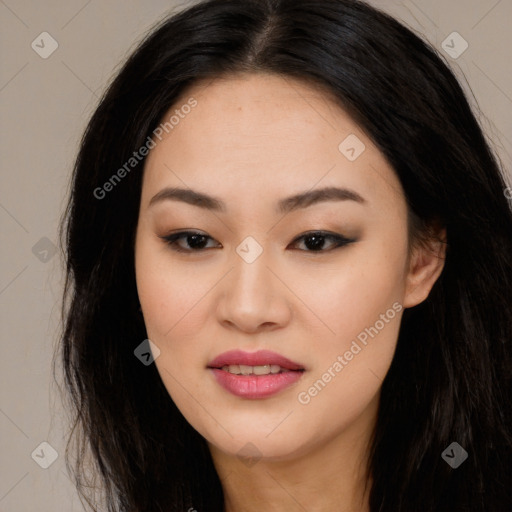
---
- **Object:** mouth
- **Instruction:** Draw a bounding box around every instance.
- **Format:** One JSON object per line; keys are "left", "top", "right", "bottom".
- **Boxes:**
{"left": 207, "top": 350, "right": 305, "bottom": 399}
{"left": 207, "top": 349, "right": 305, "bottom": 371}
{"left": 215, "top": 364, "right": 300, "bottom": 375}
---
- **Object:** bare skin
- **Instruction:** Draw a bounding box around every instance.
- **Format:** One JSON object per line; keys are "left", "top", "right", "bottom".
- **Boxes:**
{"left": 134, "top": 73, "right": 446, "bottom": 511}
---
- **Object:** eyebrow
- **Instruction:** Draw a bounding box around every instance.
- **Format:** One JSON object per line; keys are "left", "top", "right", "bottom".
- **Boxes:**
{"left": 148, "top": 186, "right": 366, "bottom": 214}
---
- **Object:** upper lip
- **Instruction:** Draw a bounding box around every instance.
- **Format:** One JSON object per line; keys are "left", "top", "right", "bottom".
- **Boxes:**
{"left": 208, "top": 350, "right": 305, "bottom": 371}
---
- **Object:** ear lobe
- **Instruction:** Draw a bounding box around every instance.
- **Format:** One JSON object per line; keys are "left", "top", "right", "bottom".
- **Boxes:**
{"left": 403, "top": 227, "right": 447, "bottom": 309}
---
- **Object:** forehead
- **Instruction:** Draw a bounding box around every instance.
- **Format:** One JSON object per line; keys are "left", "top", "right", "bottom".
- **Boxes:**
{"left": 141, "top": 73, "right": 404, "bottom": 213}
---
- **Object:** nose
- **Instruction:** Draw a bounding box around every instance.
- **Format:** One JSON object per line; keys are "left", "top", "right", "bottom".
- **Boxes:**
{"left": 215, "top": 248, "right": 292, "bottom": 334}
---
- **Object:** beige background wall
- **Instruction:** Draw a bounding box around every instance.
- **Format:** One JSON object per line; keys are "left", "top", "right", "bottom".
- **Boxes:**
{"left": 1, "top": 1, "right": 510, "bottom": 510}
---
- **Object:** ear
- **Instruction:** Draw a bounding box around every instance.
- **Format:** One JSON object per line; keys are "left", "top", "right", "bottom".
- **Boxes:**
{"left": 403, "top": 226, "right": 447, "bottom": 309}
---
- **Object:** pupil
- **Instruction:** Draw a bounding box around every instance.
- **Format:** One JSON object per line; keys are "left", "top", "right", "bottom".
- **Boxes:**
{"left": 188, "top": 234, "right": 207, "bottom": 249}
{"left": 305, "top": 234, "right": 325, "bottom": 251}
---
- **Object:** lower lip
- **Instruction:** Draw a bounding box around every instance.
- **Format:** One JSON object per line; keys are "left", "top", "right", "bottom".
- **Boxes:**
{"left": 209, "top": 368, "right": 304, "bottom": 399}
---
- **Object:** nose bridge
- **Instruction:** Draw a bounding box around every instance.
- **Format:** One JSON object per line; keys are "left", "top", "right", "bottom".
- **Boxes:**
{"left": 230, "top": 241, "right": 275, "bottom": 303}
{"left": 216, "top": 239, "right": 290, "bottom": 331}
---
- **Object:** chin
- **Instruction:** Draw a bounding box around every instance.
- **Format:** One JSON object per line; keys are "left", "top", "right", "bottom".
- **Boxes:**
{"left": 208, "top": 435, "right": 309, "bottom": 462}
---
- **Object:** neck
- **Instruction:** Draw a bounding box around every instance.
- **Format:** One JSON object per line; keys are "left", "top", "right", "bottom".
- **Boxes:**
{"left": 208, "top": 396, "right": 377, "bottom": 512}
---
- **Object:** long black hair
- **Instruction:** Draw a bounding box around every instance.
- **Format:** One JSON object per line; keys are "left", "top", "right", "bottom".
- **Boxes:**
{"left": 57, "top": 0, "right": 512, "bottom": 510}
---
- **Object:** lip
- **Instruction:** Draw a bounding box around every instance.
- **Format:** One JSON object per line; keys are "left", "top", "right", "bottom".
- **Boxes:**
{"left": 209, "top": 369, "right": 304, "bottom": 399}
{"left": 207, "top": 350, "right": 304, "bottom": 370}
{"left": 207, "top": 350, "right": 305, "bottom": 399}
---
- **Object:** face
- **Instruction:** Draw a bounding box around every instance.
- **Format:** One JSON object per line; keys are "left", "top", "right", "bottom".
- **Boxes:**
{"left": 134, "top": 73, "right": 444, "bottom": 462}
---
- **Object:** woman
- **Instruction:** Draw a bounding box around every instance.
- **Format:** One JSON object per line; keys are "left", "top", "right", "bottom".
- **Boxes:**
{"left": 58, "top": 0, "right": 512, "bottom": 510}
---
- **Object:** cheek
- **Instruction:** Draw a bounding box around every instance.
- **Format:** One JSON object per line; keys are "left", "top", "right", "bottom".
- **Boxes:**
{"left": 139, "top": 275, "right": 205, "bottom": 340}
{"left": 291, "top": 234, "right": 407, "bottom": 407}
{"left": 135, "top": 246, "right": 211, "bottom": 421}
{"left": 298, "top": 238, "right": 407, "bottom": 347}
{"left": 135, "top": 239, "right": 211, "bottom": 342}
{"left": 291, "top": 256, "right": 405, "bottom": 445}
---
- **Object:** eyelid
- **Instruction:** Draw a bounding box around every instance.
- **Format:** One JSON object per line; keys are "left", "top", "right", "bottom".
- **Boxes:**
{"left": 158, "top": 230, "right": 220, "bottom": 252}
{"left": 159, "top": 230, "right": 356, "bottom": 254}
{"left": 288, "top": 230, "right": 354, "bottom": 247}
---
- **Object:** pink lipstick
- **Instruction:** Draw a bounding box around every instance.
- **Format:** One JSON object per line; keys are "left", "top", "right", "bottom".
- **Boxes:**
{"left": 207, "top": 350, "right": 305, "bottom": 399}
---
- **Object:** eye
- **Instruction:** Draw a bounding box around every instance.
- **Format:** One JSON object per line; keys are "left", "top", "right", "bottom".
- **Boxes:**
{"left": 159, "top": 231, "right": 220, "bottom": 253}
{"left": 159, "top": 230, "right": 356, "bottom": 254}
{"left": 289, "top": 231, "right": 356, "bottom": 252}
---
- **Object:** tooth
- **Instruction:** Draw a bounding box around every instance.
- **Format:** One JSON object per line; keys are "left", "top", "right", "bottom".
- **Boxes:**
{"left": 253, "top": 365, "right": 271, "bottom": 375}
{"left": 228, "top": 364, "right": 241, "bottom": 374}
{"left": 221, "top": 364, "right": 290, "bottom": 375}
{"left": 239, "top": 364, "right": 252, "bottom": 375}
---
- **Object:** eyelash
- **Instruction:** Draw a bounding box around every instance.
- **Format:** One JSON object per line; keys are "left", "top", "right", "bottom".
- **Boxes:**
{"left": 159, "top": 230, "right": 356, "bottom": 254}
